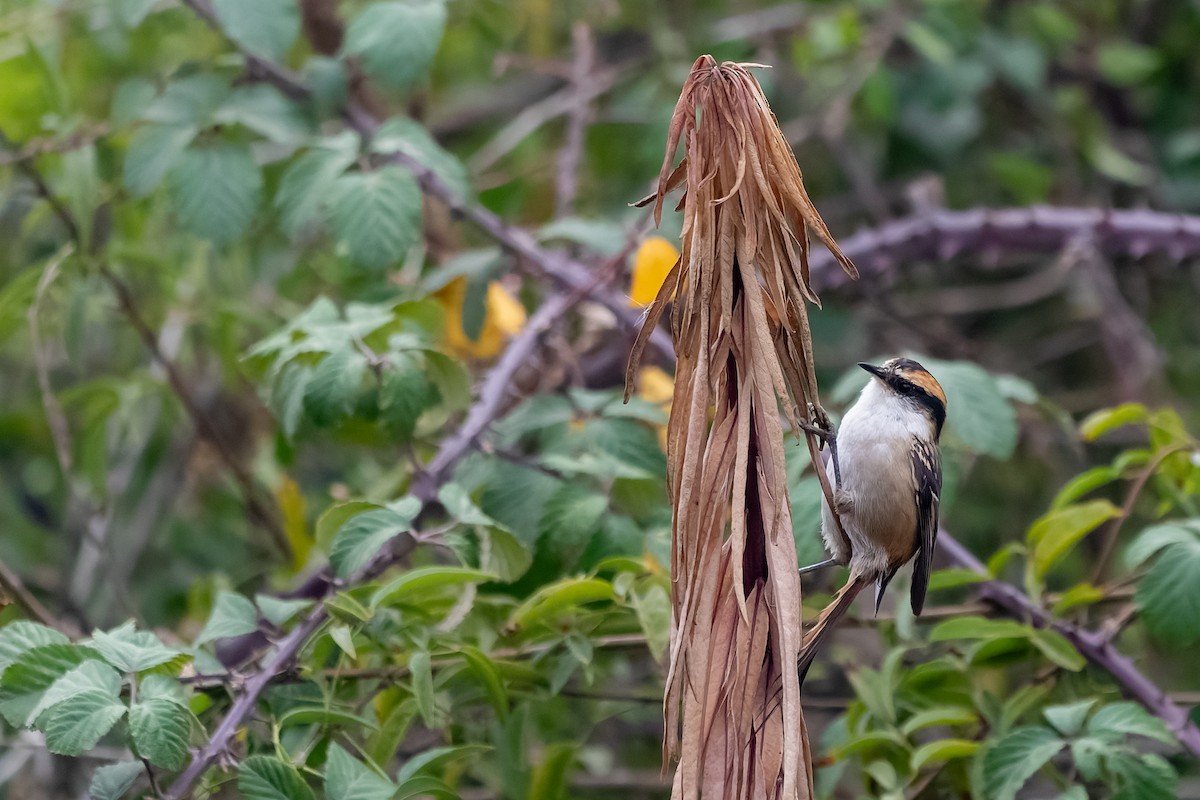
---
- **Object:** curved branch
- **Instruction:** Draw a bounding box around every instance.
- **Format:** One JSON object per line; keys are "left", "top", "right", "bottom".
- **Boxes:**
{"left": 808, "top": 206, "right": 1200, "bottom": 292}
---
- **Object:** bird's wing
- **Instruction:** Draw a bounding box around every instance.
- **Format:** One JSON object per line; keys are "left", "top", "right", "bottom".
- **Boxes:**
{"left": 909, "top": 437, "right": 942, "bottom": 615}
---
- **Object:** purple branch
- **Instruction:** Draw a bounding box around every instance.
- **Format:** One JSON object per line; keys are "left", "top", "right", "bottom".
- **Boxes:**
{"left": 939, "top": 533, "right": 1200, "bottom": 758}
{"left": 808, "top": 206, "right": 1200, "bottom": 293}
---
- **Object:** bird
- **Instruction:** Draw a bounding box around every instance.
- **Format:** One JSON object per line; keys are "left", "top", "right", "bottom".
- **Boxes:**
{"left": 796, "top": 357, "right": 946, "bottom": 673}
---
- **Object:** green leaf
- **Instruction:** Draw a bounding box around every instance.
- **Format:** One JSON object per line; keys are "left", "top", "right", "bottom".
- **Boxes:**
{"left": 275, "top": 136, "right": 358, "bottom": 235}
{"left": 89, "top": 761, "right": 144, "bottom": 800}
{"left": 459, "top": 646, "right": 507, "bottom": 718}
{"left": 928, "top": 616, "right": 1032, "bottom": 643}
{"left": 529, "top": 742, "right": 575, "bottom": 800}
{"left": 278, "top": 706, "right": 378, "bottom": 730}
{"left": 1027, "top": 500, "right": 1122, "bottom": 578}
{"left": 631, "top": 583, "right": 670, "bottom": 662}
{"left": 325, "top": 742, "right": 396, "bottom": 800}
{"left": 303, "top": 350, "right": 367, "bottom": 426}
{"left": 395, "top": 743, "right": 491, "bottom": 784}
{"left": 1051, "top": 583, "right": 1105, "bottom": 615}
{"left": 537, "top": 485, "right": 608, "bottom": 572}
{"left": 167, "top": 143, "right": 263, "bottom": 241}
{"left": 329, "top": 624, "right": 357, "bottom": 659}
{"left": 920, "top": 357, "right": 1020, "bottom": 458}
{"left": 480, "top": 528, "right": 533, "bottom": 583}
{"left": 216, "top": 85, "right": 312, "bottom": 146}
{"left": 28, "top": 659, "right": 121, "bottom": 723}
{"left": 1096, "top": 42, "right": 1159, "bottom": 86}
{"left": 129, "top": 697, "right": 191, "bottom": 770}
{"left": 1043, "top": 699, "right": 1096, "bottom": 736}
{"left": 380, "top": 358, "right": 434, "bottom": 440}
{"left": 255, "top": 595, "right": 313, "bottom": 627}
{"left": 900, "top": 707, "right": 978, "bottom": 736}
{"left": 344, "top": 1, "right": 447, "bottom": 89}
{"left": 1029, "top": 630, "right": 1086, "bottom": 671}
{"left": 439, "top": 483, "right": 502, "bottom": 528}
{"left": 373, "top": 566, "right": 494, "bottom": 608}
{"left": 239, "top": 755, "right": 316, "bottom": 800}
{"left": 122, "top": 123, "right": 196, "bottom": 197}
{"left": 1080, "top": 403, "right": 1148, "bottom": 441}
{"left": 981, "top": 726, "right": 1064, "bottom": 800}
{"left": 409, "top": 651, "right": 435, "bottom": 727}
{"left": 372, "top": 117, "right": 470, "bottom": 200}
{"left": 212, "top": 0, "right": 299, "bottom": 60}
{"left": 1087, "top": 701, "right": 1177, "bottom": 745}
{"left": 195, "top": 591, "right": 258, "bottom": 646}
{"left": 142, "top": 75, "right": 231, "bottom": 125}
{"left": 0, "top": 644, "right": 99, "bottom": 726}
{"left": 910, "top": 738, "right": 979, "bottom": 771}
{"left": 330, "top": 502, "right": 420, "bottom": 579}
{"left": 0, "top": 622, "right": 68, "bottom": 672}
{"left": 394, "top": 775, "right": 459, "bottom": 800}
{"left": 1050, "top": 466, "right": 1120, "bottom": 511}
{"left": 329, "top": 166, "right": 422, "bottom": 268}
{"left": 90, "top": 621, "right": 184, "bottom": 673}
{"left": 39, "top": 690, "right": 127, "bottom": 756}
{"left": 926, "top": 568, "right": 987, "bottom": 591}
{"left": 504, "top": 577, "right": 617, "bottom": 634}
{"left": 1135, "top": 538, "right": 1200, "bottom": 648}
{"left": 1124, "top": 520, "right": 1200, "bottom": 569}
{"left": 1110, "top": 752, "right": 1177, "bottom": 800}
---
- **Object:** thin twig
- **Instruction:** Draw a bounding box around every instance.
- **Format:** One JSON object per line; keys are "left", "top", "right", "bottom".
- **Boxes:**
{"left": 553, "top": 23, "right": 595, "bottom": 217}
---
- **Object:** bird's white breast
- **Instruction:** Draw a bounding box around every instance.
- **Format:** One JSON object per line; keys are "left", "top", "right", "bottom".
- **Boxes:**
{"left": 820, "top": 381, "right": 929, "bottom": 578}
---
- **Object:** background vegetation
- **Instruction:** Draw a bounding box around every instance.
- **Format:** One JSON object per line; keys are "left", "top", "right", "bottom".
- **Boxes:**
{"left": 1, "top": 0, "right": 1199, "bottom": 797}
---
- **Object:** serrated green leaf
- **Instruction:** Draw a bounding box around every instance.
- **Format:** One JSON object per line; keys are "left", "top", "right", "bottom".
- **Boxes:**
{"left": 88, "top": 760, "right": 143, "bottom": 800}
{"left": 167, "top": 143, "right": 263, "bottom": 241}
{"left": 39, "top": 690, "right": 127, "bottom": 756}
{"left": 1111, "top": 752, "right": 1177, "bottom": 800}
{"left": 439, "top": 483, "right": 503, "bottom": 528}
{"left": 373, "top": 566, "right": 494, "bottom": 608}
{"left": 303, "top": 350, "right": 367, "bottom": 426}
{"left": 325, "top": 742, "right": 396, "bottom": 800}
{"left": 28, "top": 659, "right": 121, "bottom": 723}
{"left": 1043, "top": 699, "right": 1096, "bottom": 736}
{"left": 216, "top": 85, "right": 312, "bottom": 146}
{"left": 141, "top": 74, "right": 231, "bottom": 126}
{"left": 329, "top": 166, "right": 422, "bottom": 268}
{"left": 1124, "top": 520, "right": 1200, "bottom": 569}
{"left": 1028, "top": 500, "right": 1122, "bottom": 578}
{"left": 129, "top": 696, "right": 190, "bottom": 770}
{"left": 537, "top": 485, "right": 607, "bottom": 572}
{"left": 195, "top": 591, "right": 258, "bottom": 646}
{"left": 122, "top": 123, "right": 196, "bottom": 196}
{"left": 239, "top": 755, "right": 316, "bottom": 800}
{"left": 330, "top": 504, "right": 419, "bottom": 579}
{"left": 275, "top": 135, "right": 358, "bottom": 235}
{"left": 255, "top": 595, "right": 313, "bottom": 627}
{"left": 394, "top": 743, "right": 491, "bottom": 784}
{"left": 372, "top": 117, "right": 469, "bottom": 200}
{"left": 1087, "top": 701, "right": 1177, "bottom": 745}
{"left": 1135, "top": 538, "right": 1200, "bottom": 648}
{"left": 212, "top": 0, "right": 299, "bottom": 60}
{"left": 981, "top": 726, "right": 1064, "bottom": 800}
{"left": 380, "top": 358, "right": 434, "bottom": 439}
{"left": 0, "top": 622, "right": 68, "bottom": 672}
{"left": 0, "top": 644, "right": 100, "bottom": 726}
{"left": 910, "top": 738, "right": 979, "bottom": 771}
{"left": 90, "top": 621, "right": 184, "bottom": 673}
{"left": 344, "top": 1, "right": 447, "bottom": 89}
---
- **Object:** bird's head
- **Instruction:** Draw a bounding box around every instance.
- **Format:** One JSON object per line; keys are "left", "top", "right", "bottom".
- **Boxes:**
{"left": 858, "top": 357, "right": 947, "bottom": 437}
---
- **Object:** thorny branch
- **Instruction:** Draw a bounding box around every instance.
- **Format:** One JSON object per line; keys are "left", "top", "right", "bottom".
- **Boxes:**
{"left": 938, "top": 533, "right": 1200, "bottom": 759}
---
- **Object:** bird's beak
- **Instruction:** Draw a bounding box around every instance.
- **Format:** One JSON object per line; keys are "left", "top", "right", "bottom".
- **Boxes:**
{"left": 857, "top": 362, "right": 886, "bottom": 379}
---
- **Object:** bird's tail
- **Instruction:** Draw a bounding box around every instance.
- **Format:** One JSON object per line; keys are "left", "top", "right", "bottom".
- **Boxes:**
{"left": 798, "top": 573, "right": 871, "bottom": 684}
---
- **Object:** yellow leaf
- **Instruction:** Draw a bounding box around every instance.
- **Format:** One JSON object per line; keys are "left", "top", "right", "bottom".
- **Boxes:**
{"left": 628, "top": 236, "right": 680, "bottom": 306}
{"left": 636, "top": 366, "right": 673, "bottom": 450}
{"left": 435, "top": 277, "right": 527, "bottom": 359}
{"left": 274, "top": 476, "right": 311, "bottom": 572}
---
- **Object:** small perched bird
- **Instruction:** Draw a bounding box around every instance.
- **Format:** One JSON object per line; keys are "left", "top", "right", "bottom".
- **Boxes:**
{"left": 797, "top": 358, "right": 946, "bottom": 674}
